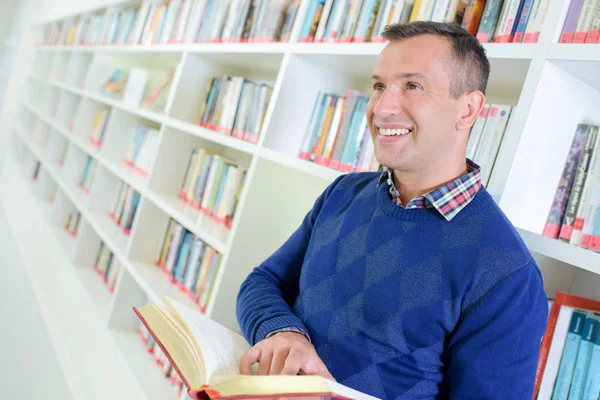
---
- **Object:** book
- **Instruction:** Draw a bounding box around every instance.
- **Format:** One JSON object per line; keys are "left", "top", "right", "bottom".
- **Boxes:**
{"left": 533, "top": 292, "right": 600, "bottom": 398}
{"left": 134, "top": 296, "right": 379, "bottom": 400}
{"left": 543, "top": 124, "right": 590, "bottom": 239}
{"left": 550, "top": 310, "right": 587, "bottom": 399}
{"left": 568, "top": 314, "right": 600, "bottom": 400}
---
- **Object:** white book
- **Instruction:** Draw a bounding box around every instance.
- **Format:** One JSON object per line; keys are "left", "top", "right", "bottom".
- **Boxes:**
{"left": 466, "top": 105, "right": 490, "bottom": 160}
{"left": 129, "top": 1, "right": 150, "bottom": 43}
{"left": 493, "top": 0, "right": 521, "bottom": 41}
{"left": 328, "top": 0, "right": 350, "bottom": 40}
{"left": 580, "top": 150, "right": 600, "bottom": 248}
{"left": 216, "top": 165, "right": 244, "bottom": 220}
{"left": 574, "top": 0, "right": 599, "bottom": 41}
{"left": 184, "top": 0, "right": 208, "bottom": 42}
{"left": 431, "top": 0, "right": 452, "bottom": 22}
{"left": 474, "top": 105, "right": 511, "bottom": 186}
{"left": 140, "top": 4, "right": 158, "bottom": 45}
{"left": 160, "top": 0, "right": 181, "bottom": 43}
{"left": 200, "top": 155, "right": 222, "bottom": 211}
{"left": 537, "top": 306, "right": 576, "bottom": 400}
{"left": 571, "top": 126, "right": 600, "bottom": 245}
{"left": 444, "top": 0, "right": 461, "bottom": 22}
{"left": 221, "top": 0, "right": 242, "bottom": 42}
{"left": 315, "top": 0, "right": 335, "bottom": 41}
{"left": 417, "top": 0, "right": 437, "bottom": 21}
{"left": 122, "top": 68, "right": 149, "bottom": 107}
{"left": 523, "top": 0, "right": 550, "bottom": 42}
{"left": 135, "top": 128, "right": 161, "bottom": 173}
{"left": 173, "top": 0, "right": 193, "bottom": 42}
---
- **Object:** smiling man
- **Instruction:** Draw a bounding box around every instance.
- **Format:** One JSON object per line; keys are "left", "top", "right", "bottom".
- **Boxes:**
{"left": 236, "top": 22, "right": 548, "bottom": 399}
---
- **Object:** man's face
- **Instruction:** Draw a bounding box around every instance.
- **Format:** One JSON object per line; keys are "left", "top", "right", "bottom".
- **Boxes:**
{"left": 366, "top": 35, "right": 463, "bottom": 173}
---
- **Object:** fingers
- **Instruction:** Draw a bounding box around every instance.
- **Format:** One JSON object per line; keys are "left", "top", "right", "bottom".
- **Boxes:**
{"left": 269, "top": 346, "right": 290, "bottom": 375}
{"left": 256, "top": 349, "right": 273, "bottom": 375}
{"left": 280, "top": 347, "right": 304, "bottom": 375}
{"left": 239, "top": 346, "right": 260, "bottom": 375}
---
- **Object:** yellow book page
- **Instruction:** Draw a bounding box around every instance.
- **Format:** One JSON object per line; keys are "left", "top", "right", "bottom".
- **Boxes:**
{"left": 164, "top": 296, "right": 251, "bottom": 382}
{"left": 409, "top": 0, "right": 423, "bottom": 21}
{"left": 207, "top": 375, "right": 380, "bottom": 400}
{"left": 136, "top": 304, "right": 206, "bottom": 389}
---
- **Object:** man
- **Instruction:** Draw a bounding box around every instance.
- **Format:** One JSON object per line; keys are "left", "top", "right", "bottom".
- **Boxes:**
{"left": 236, "top": 21, "right": 548, "bottom": 399}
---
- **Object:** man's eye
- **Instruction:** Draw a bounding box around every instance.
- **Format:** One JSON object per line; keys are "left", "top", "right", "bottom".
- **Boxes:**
{"left": 373, "top": 83, "right": 385, "bottom": 91}
{"left": 407, "top": 82, "right": 422, "bottom": 90}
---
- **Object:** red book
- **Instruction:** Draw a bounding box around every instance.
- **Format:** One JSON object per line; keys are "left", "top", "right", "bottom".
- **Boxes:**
{"left": 134, "top": 297, "right": 377, "bottom": 400}
{"left": 532, "top": 292, "right": 600, "bottom": 398}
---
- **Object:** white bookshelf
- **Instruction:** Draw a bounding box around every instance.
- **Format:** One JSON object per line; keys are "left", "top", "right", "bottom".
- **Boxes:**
{"left": 3, "top": 0, "right": 600, "bottom": 399}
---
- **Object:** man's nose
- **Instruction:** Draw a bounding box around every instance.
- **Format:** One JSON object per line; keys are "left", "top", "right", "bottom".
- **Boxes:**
{"left": 373, "top": 86, "right": 401, "bottom": 119}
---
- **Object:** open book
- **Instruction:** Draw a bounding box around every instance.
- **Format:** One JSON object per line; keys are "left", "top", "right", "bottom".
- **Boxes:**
{"left": 133, "top": 296, "right": 379, "bottom": 400}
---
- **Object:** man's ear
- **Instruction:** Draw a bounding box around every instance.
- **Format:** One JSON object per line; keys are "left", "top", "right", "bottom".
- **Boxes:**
{"left": 456, "top": 91, "right": 486, "bottom": 132}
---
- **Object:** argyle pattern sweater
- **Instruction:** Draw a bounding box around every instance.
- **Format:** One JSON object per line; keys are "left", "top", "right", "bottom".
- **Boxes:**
{"left": 236, "top": 172, "right": 548, "bottom": 399}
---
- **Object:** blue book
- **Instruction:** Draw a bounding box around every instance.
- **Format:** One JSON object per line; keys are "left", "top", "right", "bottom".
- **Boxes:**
{"left": 340, "top": 98, "right": 368, "bottom": 167}
{"left": 552, "top": 310, "right": 588, "bottom": 399}
{"left": 212, "top": 164, "right": 230, "bottom": 215}
{"left": 196, "top": 0, "right": 215, "bottom": 42}
{"left": 513, "top": 0, "right": 536, "bottom": 43}
{"left": 354, "top": 0, "right": 376, "bottom": 41}
{"left": 570, "top": 314, "right": 600, "bottom": 400}
{"left": 300, "top": 0, "right": 319, "bottom": 39}
{"left": 582, "top": 322, "right": 600, "bottom": 400}
{"left": 183, "top": 238, "right": 205, "bottom": 290}
{"left": 193, "top": 154, "right": 213, "bottom": 206}
{"left": 324, "top": 0, "right": 341, "bottom": 40}
{"left": 174, "top": 232, "right": 193, "bottom": 281}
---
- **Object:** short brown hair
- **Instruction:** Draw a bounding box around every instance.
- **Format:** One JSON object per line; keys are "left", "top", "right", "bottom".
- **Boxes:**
{"left": 381, "top": 21, "right": 490, "bottom": 98}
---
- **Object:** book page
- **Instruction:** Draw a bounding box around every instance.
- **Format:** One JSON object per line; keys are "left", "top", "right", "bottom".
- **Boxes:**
{"left": 164, "top": 296, "right": 251, "bottom": 382}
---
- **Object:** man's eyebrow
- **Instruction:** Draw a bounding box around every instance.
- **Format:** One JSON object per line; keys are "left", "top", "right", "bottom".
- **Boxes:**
{"left": 371, "top": 72, "right": 429, "bottom": 81}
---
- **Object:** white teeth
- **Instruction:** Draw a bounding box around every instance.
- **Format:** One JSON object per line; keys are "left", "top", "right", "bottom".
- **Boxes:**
{"left": 379, "top": 128, "right": 411, "bottom": 136}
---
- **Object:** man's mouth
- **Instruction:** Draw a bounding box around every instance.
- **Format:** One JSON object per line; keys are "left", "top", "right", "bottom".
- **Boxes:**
{"left": 378, "top": 128, "right": 412, "bottom": 136}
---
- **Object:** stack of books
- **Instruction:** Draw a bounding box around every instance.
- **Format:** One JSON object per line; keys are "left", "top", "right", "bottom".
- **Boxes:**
{"left": 199, "top": 76, "right": 272, "bottom": 144}
{"left": 543, "top": 124, "right": 600, "bottom": 252}
{"left": 466, "top": 103, "right": 514, "bottom": 186}
{"left": 156, "top": 218, "right": 223, "bottom": 313}
{"left": 41, "top": 0, "right": 300, "bottom": 46}
{"left": 534, "top": 292, "right": 600, "bottom": 399}
{"left": 93, "top": 241, "right": 122, "bottom": 293}
{"left": 299, "top": 90, "right": 379, "bottom": 173}
{"left": 179, "top": 148, "right": 247, "bottom": 229}
{"left": 64, "top": 204, "right": 82, "bottom": 237}
{"left": 89, "top": 109, "right": 111, "bottom": 148}
{"left": 78, "top": 155, "right": 97, "bottom": 195}
{"left": 559, "top": 0, "right": 600, "bottom": 44}
{"left": 297, "top": 0, "right": 552, "bottom": 44}
{"left": 109, "top": 182, "right": 141, "bottom": 236}
{"left": 137, "top": 321, "right": 186, "bottom": 397}
{"left": 124, "top": 125, "right": 161, "bottom": 177}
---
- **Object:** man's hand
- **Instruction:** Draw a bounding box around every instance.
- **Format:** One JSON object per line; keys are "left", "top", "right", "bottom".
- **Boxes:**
{"left": 239, "top": 332, "right": 334, "bottom": 380}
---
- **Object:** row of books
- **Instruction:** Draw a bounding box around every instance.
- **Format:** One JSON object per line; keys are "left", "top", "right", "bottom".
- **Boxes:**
{"left": 93, "top": 241, "right": 122, "bottom": 293}
{"left": 297, "top": 0, "right": 550, "bottom": 44}
{"left": 88, "top": 109, "right": 111, "bottom": 148}
{"left": 137, "top": 323, "right": 186, "bottom": 397}
{"left": 65, "top": 204, "right": 82, "bottom": 238}
{"left": 199, "top": 76, "right": 273, "bottom": 144}
{"left": 544, "top": 124, "right": 600, "bottom": 252}
{"left": 124, "top": 125, "right": 161, "bottom": 177}
{"left": 534, "top": 292, "right": 600, "bottom": 400}
{"left": 157, "top": 219, "right": 223, "bottom": 313}
{"left": 42, "top": 0, "right": 300, "bottom": 46}
{"left": 101, "top": 67, "right": 174, "bottom": 112}
{"left": 559, "top": 0, "right": 600, "bottom": 43}
{"left": 180, "top": 149, "right": 247, "bottom": 229}
{"left": 109, "top": 182, "right": 141, "bottom": 236}
{"left": 299, "top": 90, "right": 379, "bottom": 173}
{"left": 78, "top": 156, "right": 97, "bottom": 195}
{"left": 466, "top": 103, "right": 514, "bottom": 186}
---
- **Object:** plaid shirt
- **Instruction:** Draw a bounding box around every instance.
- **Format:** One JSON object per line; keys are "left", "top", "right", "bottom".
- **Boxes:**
{"left": 377, "top": 159, "right": 482, "bottom": 221}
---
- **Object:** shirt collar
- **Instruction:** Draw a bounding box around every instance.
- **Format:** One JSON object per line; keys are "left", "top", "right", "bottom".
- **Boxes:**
{"left": 376, "top": 159, "right": 482, "bottom": 221}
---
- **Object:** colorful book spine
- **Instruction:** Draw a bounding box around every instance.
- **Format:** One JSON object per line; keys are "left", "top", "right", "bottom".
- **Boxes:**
{"left": 582, "top": 329, "right": 600, "bottom": 400}
{"left": 560, "top": 0, "right": 586, "bottom": 43}
{"left": 513, "top": 0, "right": 535, "bottom": 42}
{"left": 543, "top": 124, "right": 590, "bottom": 239}
{"left": 569, "top": 314, "right": 600, "bottom": 400}
{"left": 559, "top": 126, "right": 597, "bottom": 242}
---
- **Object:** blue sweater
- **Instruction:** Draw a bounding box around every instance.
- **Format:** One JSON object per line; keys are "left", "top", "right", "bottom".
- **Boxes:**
{"left": 237, "top": 172, "right": 548, "bottom": 399}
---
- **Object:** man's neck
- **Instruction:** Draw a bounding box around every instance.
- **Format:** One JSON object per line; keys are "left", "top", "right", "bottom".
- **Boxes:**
{"left": 392, "top": 158, "right": 468, "bottom": 204}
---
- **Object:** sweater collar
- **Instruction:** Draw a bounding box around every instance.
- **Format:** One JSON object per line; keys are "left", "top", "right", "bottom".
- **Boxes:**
{"left": 376, "top": 159, "right": 483, "bottom": 221}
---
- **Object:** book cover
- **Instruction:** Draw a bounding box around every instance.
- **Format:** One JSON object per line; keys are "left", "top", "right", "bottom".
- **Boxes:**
{"left": 512, "top": 0, "right": 535, "bottom": 42}
{"left": 551, "top": 310, "right": 587, "bottom": 400}
{"left": 569, "top": 314, "right": 600, "bottom": 400}
{"left": 461, "top": 0, "right": 488, "bottom": 36}
{"left": 581, "top": 323, "right": 600, "bottom": 399}
{"left": 533, "top": 292, "right": 600, "bottom": 398}
{"left": 560, "top": 0, "right": 585, "bottom": 43}
{"left": 559, "top": 126, "right": 597, "bottom": 242}
{"left": 543, "top": 124, "right": 590, "bottom": 239}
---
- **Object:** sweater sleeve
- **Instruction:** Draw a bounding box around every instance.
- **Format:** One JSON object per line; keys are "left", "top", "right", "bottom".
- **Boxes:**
{"left": 236, "top": 175, "right": 345, "bottom": 346}
{"left": 447, "top": 261, "right": 548, "bottom": 399}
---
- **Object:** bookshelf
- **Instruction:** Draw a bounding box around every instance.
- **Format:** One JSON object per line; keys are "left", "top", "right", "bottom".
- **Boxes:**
{"left": 3, "top": 0, "right": 600, "bottom": 399}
